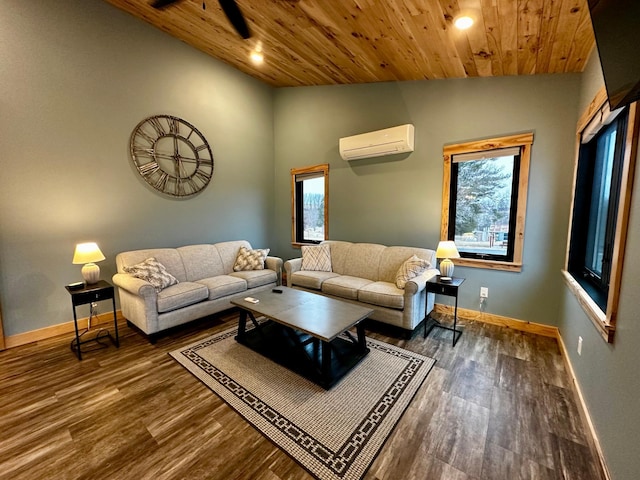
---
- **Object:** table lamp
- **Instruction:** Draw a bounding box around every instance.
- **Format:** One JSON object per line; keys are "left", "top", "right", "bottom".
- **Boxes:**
{"left": 436, "top": 241, "right": 460, "bottom": 281}
{"left": 73, "top": 242, "right": 105, "bottom": 284}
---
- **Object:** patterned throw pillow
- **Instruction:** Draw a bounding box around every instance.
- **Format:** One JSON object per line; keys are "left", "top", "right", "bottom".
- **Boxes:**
{"left": 233, "top": 246, "right": 270, "bottom": 271}
{"left": 301, "top": 244, "right": 332, "bottom": 272}
{"left": 395, "top": 255, "right": 431, "bottom": 289}
{"left": 123, "top": 257, "right": 179, "bottom": 293}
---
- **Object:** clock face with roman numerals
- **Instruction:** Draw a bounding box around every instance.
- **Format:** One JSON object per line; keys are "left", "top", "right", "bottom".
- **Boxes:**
{"left": 130, "top": 115, "right": 214, "bottom": 197}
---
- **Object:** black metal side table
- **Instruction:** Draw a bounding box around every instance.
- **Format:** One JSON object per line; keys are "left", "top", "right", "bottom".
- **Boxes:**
{"left": 424, "top": 275, "right": 465, "bottom": 346}
{"left": 65, "top": 280, "right": 119, "bottom": 360}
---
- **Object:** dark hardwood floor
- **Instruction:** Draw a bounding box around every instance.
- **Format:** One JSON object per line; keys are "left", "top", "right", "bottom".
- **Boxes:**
{"left": 0, "top": 311, "right": 604, "bottom": 480}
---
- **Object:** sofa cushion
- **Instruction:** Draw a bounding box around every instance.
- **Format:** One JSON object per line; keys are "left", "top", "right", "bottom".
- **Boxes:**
{"left": 290, "top": 271, "right": 340, "bottom": 290}
{"left": 321, "top": 275, "right": 374, "bottom": 300}
{"left": 321, "top": 241, "right": 354, "bottom": 275}
{"left": 358, "top": 282, "right": 405, "bottom": 310}
{"left": 123, "top": 257, "right": 179, "bottom": 293}
{"left": 230, "top": 269, "right": 277, "bottom": 289}
{"left": 196, "top": 275, "right": 247, "bottom": 300}
{"left": 233, "top": 246, "right": 270, "bottom": 271}
{"left": 378, "top": 246, "right": 434, "bottom": 284}
{"left": 342, "top": 243, "right": 386, "bottom": 280}
{"left": 395, "top": 255, "right": 431, "bottom": 289}
{"left": 156, "top": 282, "right": 208, "bottom": 313}
{"left": 177, "top": 244, "right": 225, "bottom": 281}
{"left": 117, "top": 249, "right": 187, "bottom": 282}
{"left": 301, "top": 244, "right": 332, "bottom": 271}
{"left": 214, "top": 240, "right": 252, "bottom": 273}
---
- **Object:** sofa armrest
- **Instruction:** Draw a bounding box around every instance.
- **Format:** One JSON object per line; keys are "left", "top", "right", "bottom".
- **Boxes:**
{"left": 265, "top": 256, "right": 283, "bottom": 285}
{"left": 284, "top": 257, "right": 302, "bottom": 277}
{"left": 112, "top": 273, "right": 157, "bottom": 299}
{"left": 265, "top": 256, "right": 283, "bottom": 272}
{"left": 404, "top": 268, "right": 439, "bottom": 295}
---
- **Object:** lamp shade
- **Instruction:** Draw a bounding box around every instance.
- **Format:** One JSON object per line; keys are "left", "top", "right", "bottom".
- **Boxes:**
{"left": 436, "top": 241, "right": 459, "bottom": 279}
{"left": 436, "top": 241, "right": 460, "bottom": 259}
{"left": 73, "top": 243, "right": 105, "bottom": 284}
{"left": 72, "top": 242, "right": 105, "bottom": 265}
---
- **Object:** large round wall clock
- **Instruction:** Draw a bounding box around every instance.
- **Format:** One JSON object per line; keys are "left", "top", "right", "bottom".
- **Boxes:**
{"left": 130, "top": 115, "right": 214, "bottom": 198}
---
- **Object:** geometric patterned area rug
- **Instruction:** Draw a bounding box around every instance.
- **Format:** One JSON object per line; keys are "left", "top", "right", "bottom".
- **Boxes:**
{"left": 170, "top": 326, "right": 436, "bottom": 480}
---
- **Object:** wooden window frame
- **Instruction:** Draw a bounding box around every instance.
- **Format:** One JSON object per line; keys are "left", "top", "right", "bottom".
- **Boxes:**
{"left": 441, "top": 133, "right": 534, "bottom": 272}
{"left": 290, "top": 163, "right": 329, "bottom": 248}
{"left": 562, "top": 87, "right": 639, "bottom": 343}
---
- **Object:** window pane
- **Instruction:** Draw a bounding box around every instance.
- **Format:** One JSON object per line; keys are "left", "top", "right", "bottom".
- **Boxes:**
{"left": 291, "top": 164, "right": 329, "bottom": 245}
{"left": 585, "top": 124, "right": 617, "bottom": 276}
{"left": 301, "top": 176, "right": 324, "bottom": 242}
{"left": 454, "top": 155, "right": 514, "bottom": 257}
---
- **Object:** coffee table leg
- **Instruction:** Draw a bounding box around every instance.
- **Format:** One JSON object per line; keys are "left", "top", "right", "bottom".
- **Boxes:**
{"left": 313, "top": 338, "right": 320, "bottom": 363}
{"left": 321, "top": 341, "right": 332, "bottom": 384}
{"left": 236, "top": 310, "right": 247, "bottom": 341}
{"left": 356, "top": 322, "right": 367, "bottom": 352}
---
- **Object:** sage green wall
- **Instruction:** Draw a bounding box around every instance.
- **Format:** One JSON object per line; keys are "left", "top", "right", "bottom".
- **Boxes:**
{"left": 557, "top": 51, "right": 640, "bottom": 480}
{"left": 274, "top": 75, "right": 580, "bottom": 325}
{"left": 0, "top": 0, "right": 274, "bottom": 336}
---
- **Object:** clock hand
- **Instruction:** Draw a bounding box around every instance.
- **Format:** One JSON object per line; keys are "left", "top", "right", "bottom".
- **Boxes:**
{"left": 153, "top": 152, "right": 201, "bottom": 163}
{"left": 175, "top": 157, "right": 199, "bottom": 164}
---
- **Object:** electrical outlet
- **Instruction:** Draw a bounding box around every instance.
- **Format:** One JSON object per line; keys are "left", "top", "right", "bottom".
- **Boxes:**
{"left": 480, "top": 287, "right": 489, "bottom": 298}
{"left": 578, "top": 336, "right": 583, "bottom": 356}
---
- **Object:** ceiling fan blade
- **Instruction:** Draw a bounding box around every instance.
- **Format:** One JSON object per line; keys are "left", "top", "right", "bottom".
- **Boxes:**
{"left": 218, "top": 0, "right": 251, "bottom": 39}
{"left": 151, "top": 0, "right": 182, "bottom": 9}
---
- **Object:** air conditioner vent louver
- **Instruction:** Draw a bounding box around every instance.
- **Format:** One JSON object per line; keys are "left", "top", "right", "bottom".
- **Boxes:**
{"left": 339, "top": 124, "right": 415, "bottom": 161}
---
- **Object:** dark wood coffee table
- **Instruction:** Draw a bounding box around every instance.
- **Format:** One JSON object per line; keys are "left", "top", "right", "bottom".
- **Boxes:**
{"left": 231, "top": 287, "right": 373, "bottom": 389}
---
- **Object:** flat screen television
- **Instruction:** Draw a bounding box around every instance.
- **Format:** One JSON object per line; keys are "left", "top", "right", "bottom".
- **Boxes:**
{"left": 588, "top": 0, "right": 640, "bottom": 109}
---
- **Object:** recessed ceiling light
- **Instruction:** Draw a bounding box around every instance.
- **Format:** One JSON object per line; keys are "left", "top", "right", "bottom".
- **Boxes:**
{"left": 454, "top": 16, "right": 474, "bottom": 30}
{"left": 250, "top": 50, "right": 264, "bottom": 65}
{"left": 250, "top": 40, "right": 264, "bottom": 65}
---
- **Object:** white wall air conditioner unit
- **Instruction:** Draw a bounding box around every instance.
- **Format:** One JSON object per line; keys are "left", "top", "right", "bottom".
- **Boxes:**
{"left": 339, "top": 124, "right": 415, "bottom": 161}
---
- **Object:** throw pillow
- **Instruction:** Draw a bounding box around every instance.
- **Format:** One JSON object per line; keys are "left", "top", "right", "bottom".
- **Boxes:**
{"left": 395, "top": 255, "right": 431, "bottom": 289}
{"left": 301, "top": 244, "right": 332, "bottom": 272}
{"left": 233, "top": 246, "right": 270, "bottom": 271}
{"left": 123, "top": 257, "right": 179, "bottom": 293}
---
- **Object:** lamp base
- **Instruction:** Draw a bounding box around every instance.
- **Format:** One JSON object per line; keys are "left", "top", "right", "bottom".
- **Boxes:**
{"left": 81, "top": 263, "right": 100, "bottom": 284}
{"left": 440, "top": 258, "right": 454, "bottom": 278}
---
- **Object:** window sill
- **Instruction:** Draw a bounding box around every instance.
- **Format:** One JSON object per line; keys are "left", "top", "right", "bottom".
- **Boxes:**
{"left": 561, "top": 269, "right": 615, "bottom": 343}
{"left": 453, "top": 257, "right": 522, "bottom": 272}
{"left": 291, "top": 241, "right": 322, "bottom": 249}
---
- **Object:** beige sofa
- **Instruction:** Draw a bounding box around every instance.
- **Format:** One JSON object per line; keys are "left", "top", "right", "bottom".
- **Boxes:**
{"left": 284, "top": 240, "right": 438, "bottom": 334}
{"left": 113, "top": 240, "right": 282, "bottom": 341}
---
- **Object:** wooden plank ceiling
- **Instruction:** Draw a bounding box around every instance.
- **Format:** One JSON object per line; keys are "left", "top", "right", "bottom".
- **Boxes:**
{"left": 104, "top": 0, "right": 595, "bottom": 88}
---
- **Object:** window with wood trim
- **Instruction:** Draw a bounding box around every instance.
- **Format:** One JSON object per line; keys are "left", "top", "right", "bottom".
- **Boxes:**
{"left": 441, "top": 133, "right": 533, "bottom": 272}
{"left": 563, "top": 87, "right": 639, "bottom": 343}
{"left": 291, "top": 164, "right": 329, "bottom": 246}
